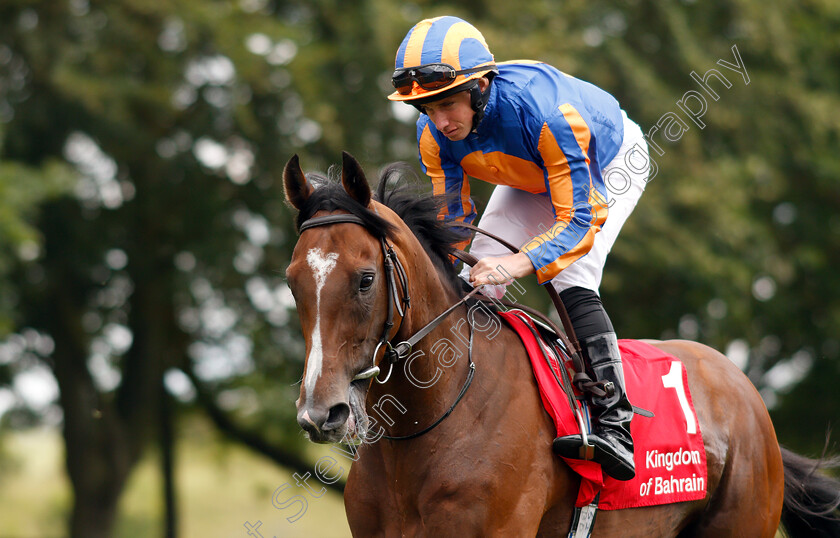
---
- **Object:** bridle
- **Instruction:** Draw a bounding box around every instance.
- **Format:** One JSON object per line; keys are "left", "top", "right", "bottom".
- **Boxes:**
{"left": 299, "top": 213, "right": 410, "bottom": 384}
{"left": 297, "top": 211, "right": 480, "bottom": 440}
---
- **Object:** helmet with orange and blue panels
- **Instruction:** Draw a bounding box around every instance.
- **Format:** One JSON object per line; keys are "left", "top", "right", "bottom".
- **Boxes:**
{"left": 388, "top": 16, "right": 498, "bottom": 114}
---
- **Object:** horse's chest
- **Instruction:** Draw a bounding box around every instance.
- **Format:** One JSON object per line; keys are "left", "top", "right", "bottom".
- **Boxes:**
{"left": 347, "top": 457, "right": 509, "bottom": 535}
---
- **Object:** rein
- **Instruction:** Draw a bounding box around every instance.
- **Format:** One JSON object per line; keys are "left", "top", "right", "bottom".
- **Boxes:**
{"left": 448, "top": 222, "right": 583, "bottom": 358}
{"left": 297, "top": 212, "right": 479, "bottom": 441}
{"left": 448, "top": 222, "right": 614, "bottom": 399}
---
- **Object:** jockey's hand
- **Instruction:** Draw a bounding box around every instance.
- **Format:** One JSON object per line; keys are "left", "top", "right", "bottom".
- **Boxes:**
{"left": 469, "top": 252, "right": 535, "bottom": 287}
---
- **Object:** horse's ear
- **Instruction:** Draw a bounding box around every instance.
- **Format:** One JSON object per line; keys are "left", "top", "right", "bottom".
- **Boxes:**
{"left": 341, "top": 151, "right": 371, "bottom": 207}
{"left": 283, "top": 154, "right": 314, "bottom": 210}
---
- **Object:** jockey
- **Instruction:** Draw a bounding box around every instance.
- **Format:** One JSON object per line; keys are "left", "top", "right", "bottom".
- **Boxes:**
{"left": 388, "top": 16, "right": 650, "bottom": 481}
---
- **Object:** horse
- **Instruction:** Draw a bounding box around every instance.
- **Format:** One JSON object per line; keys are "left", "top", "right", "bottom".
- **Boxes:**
{"left": 283, "top": 152, "right": 840, "bottom": 537}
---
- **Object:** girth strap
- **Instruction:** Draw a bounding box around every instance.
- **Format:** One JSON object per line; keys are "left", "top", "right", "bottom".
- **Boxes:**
{"left": 568, "top": 494, "right": 600, "bottom": 537}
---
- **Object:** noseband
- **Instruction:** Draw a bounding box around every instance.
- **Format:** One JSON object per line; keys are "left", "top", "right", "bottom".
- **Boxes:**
{"left": 298, "top": 213, "right": 411, "bottom": 383}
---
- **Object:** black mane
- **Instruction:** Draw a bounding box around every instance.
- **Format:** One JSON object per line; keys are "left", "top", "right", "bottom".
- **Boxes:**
{"left": 294, "top": 163, "right": 468, "bottom": 297}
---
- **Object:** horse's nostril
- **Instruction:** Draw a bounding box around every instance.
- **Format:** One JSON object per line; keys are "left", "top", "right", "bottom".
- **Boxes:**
{"left": 322, "top": 403, "right": 350, "bottom": 431}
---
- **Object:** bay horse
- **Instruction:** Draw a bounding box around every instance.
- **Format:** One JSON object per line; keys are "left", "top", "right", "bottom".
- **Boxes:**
{"left": 284, "top": 152, "right": 840, "bottom": 537}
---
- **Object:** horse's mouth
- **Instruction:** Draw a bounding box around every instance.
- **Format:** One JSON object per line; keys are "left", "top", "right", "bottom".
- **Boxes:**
{"left": 301, "top": 379, "right": 370, "bottom": 444}
{"left": 345, "top": 379, "right": 370, "bottom": 444}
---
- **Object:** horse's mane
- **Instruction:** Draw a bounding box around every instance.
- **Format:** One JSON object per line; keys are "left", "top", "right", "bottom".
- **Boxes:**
{"left": 294, "top": 163, "right": 468, "bottom": 297}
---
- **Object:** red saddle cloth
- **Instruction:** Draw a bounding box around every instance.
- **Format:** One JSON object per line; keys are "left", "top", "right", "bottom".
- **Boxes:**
{"left": 499, "top": 310, "right": 708, "bottom": 510}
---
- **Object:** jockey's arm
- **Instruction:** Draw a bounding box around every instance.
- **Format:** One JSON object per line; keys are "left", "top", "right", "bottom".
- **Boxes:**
{"left": 518, "top": 108, "right": 607, "bottom": 284}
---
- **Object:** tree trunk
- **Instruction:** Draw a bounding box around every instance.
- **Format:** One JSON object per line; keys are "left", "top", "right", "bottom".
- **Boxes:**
{"left": 51, "top": 284, "right": 137, "bottom": 538}
{"left": 41, "top": 198, "right": 178, "bottom": 537}
{"left": 68, "top": 464, "right": 125, "bottom": 538}
{"left": 162, "top": 384, "right": 178, "bottom": 538}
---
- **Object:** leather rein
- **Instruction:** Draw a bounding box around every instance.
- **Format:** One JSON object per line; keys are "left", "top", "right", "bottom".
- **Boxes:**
{"left": 448, "top": 223, "right": 654, "bottom": 423}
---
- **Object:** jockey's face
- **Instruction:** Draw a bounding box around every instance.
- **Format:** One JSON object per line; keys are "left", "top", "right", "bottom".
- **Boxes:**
{"left": 421, "top": 77, "right": 489, "bottom": 142}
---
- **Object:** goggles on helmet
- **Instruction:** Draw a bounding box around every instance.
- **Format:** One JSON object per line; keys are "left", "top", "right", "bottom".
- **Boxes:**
{"left": 391, "top": 63, "right": 490, "bottom": 95}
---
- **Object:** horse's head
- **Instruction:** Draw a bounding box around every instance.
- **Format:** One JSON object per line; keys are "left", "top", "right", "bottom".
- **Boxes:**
{"left": 284, "top": 152, "right": 407, "bottom": 443}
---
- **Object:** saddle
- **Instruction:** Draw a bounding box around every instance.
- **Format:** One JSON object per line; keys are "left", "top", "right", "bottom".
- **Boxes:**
{"left": 451, "top": 224, "right": 708, "bottom": 524}
{"left": 499, "top": 309, "right": 709, "bottom": 510}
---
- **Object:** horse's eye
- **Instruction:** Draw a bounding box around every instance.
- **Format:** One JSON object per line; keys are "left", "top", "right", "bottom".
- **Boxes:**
{"left": 359, "top": 274, "right": 375, "bottom": 292}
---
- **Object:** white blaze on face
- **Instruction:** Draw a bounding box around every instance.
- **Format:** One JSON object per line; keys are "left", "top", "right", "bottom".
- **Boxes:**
{"left": 304, "top": 247, "right": 339, "bottom": 402}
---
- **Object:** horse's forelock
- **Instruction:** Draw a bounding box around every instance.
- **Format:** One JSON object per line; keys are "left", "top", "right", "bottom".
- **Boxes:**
{"left": 295, "top": 175, "right": 394, "bottom": 239}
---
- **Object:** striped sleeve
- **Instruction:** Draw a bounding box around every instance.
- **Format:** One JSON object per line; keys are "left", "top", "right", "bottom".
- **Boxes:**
{"left": 418, "top": 123, "right": 476, "bottom": 251}
{"left": 520, "top": 104, "right": 609, "bottom": 283}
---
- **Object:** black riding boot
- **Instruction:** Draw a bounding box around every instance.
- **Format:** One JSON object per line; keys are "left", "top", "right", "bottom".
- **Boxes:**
{"left": 553, "top": 332, "right": 636, "bottom": 481}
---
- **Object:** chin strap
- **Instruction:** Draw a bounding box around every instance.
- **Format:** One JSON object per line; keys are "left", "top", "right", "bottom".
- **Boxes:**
{"left": 470, "top": 73, "right": 495, "bottom": 131}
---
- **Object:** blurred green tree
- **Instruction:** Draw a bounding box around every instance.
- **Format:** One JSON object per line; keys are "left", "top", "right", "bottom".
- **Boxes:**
{"left": 0, "top": 0, "right": 362, "bottom": 535}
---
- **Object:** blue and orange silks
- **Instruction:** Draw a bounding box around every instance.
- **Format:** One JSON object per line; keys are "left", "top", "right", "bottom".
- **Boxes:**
{"left": 417, "top": 61, "right": 624, "bottom": 284}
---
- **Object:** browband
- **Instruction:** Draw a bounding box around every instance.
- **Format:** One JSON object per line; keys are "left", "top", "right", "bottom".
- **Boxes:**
{"left": 298, "top": 214, "right": 366, "bottom": 233}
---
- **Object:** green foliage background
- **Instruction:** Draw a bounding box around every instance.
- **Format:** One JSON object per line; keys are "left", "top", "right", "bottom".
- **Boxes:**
{"left": 0, "top": 0, "right": 838, "bottom": 535}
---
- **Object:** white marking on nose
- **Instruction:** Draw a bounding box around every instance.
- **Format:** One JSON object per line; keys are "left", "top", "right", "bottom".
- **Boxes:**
{"left": 304, "top": 247, "right": 339, "bottom": 402}
{"left": 300, "top": 409, "right": 319, "bottom": 431}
